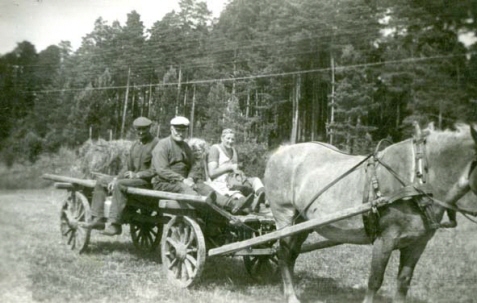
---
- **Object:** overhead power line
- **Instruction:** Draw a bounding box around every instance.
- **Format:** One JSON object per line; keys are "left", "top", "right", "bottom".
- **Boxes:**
{"left": 33, "top": 52, "right": 474, "bottom": 94}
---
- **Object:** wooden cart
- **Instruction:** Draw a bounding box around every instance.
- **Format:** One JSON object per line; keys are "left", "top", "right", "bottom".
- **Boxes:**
{"left": 43, "top": 172, "right": 398, "bottom": 287}
{"left": 43, "top": 173, "right": 278, "bottom": 287}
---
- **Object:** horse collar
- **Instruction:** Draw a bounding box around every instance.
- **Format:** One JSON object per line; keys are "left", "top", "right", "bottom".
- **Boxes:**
{"left": 412, "top": 123, "right": 429, "bottom": 185}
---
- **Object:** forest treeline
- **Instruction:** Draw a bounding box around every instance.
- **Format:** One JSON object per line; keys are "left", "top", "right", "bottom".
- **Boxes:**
{"left": 1, "top": 0, "right": 476, "bottom": 166}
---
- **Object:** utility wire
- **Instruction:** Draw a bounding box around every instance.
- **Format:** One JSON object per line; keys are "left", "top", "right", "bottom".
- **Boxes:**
{"left": 32, "top": 52, "right": 474, "bottom": 94}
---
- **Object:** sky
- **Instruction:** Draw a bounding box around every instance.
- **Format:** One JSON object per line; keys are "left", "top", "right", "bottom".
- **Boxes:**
{"left": 0, "top": 0, "right": 227, "bottom": 55}
{"left": 0, "top": 0, "right": 475, "bottom": 55}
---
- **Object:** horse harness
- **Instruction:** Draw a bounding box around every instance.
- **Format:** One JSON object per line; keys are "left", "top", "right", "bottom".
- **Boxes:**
{"left": 363, "top": 124, "right": 442, "bottom": 241}
{"left": 298, "top": 127, "right": 477, "bottom": 235}
{"left": 363, "top": 124, "right": 477, "bottom": 240}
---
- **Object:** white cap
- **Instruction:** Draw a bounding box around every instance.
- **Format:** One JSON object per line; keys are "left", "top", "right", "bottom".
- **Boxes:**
{"left": 170, "top": 116, "right": 190, "bottom": 126}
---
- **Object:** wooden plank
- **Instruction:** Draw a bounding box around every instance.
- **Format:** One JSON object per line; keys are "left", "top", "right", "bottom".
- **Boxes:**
{"left": 43, "top": 174, "right": 211, "bottom": 205}
{"left": 232, "top": 248, "right": 276, "bottom": 256}
{"left": 208, "top": 199, "right": 390, "bottom": 257}
{"left": 43, "top": 174, "right": 96, "bottom": 188}
{"left": 300, "top": 240, "right": 341, "bottom": 253}
{"left": 126, "top": 187, "right": 209, "bottom": 204}
{"left": 54, "top": 182, "right": 75, "bottom": 190}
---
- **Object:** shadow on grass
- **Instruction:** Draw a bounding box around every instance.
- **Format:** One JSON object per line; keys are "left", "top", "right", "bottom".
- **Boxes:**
{"left": 296, "top": 271, "right": 386, "bottom": 303}
{"left": 198, "top": 256, "right": 280, "bottom": 286}
{"left": 83, "top": 240, "right": 162, "bottom": 263}
{"left": 299, "top": 273, "right": 428, "bottom": 303}
{"left": 196, "top": 259, "right": 429, "bottom": 303}
{"left": 300, "top": 274, "right": 429, "bottom": 303}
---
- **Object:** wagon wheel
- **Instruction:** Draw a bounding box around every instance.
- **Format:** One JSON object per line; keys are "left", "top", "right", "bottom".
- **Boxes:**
{"left": 243, "top": 252, "right": 279, "bottom": 283}
{"left": 130, "top": 209, "right": 163, "bottom": 252}
{"left": 243, "top": 227, "right": 279, "bottom": 283}
{"left": 59, "top": 191, "right": 91, "bottom": 253}
{"left": 161, "top": 215, "right": 206, "bottom": 288}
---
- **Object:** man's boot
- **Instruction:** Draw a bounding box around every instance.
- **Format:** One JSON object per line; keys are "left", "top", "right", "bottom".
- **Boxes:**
{"left": 231, "top": 194, "right": 254, "bottom": 214}
{"left": 251, "top": 189, "right": 266, "bottom": 212}
{"left": 83, "top": 216, "right": 106, "bottom": 230}
{"left": 102, "top": 223, "right": 122, "bottom": 236}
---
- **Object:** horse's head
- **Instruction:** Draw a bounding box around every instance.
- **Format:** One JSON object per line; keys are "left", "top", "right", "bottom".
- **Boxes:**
{"left": 426, "top": 124, "right": 477, "bottom": 205}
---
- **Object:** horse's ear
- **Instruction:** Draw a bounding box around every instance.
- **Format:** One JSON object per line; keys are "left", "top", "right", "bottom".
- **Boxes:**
{"left": 471, "top": 125, "right": 477, "bottom": 143}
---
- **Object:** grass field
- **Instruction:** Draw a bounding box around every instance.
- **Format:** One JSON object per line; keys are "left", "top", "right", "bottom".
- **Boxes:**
{"left": 1, "top": 189, "right": 476, "bottom": 303}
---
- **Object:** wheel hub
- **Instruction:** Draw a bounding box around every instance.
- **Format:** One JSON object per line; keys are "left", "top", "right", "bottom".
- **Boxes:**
{"left": 175, "top": 242, "right": 188, "bottom": 261}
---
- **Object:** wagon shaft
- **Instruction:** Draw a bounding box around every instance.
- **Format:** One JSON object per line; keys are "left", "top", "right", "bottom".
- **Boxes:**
{"left": 208, "top": 198, "right": 392, "bottom": 257}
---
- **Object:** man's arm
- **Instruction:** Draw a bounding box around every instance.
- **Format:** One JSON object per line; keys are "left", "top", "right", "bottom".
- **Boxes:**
{"left": 114, "top": 141, "right": 138, "bottom": 179}
{"left": 136, "top": 166, "right": 155, "bottom": 180}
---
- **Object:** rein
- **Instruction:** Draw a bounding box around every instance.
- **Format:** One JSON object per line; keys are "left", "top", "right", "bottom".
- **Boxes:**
{"left": 373, "top": 124, "right": 477, "bottom": 225}
{"left": 297, "top": 126, "right": 477, "bottom": 227}
{"left": 294, "top": 144, "right": 373, "bottom": 223}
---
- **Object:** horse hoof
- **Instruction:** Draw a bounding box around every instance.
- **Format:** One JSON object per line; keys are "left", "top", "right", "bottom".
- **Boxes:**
{"left": 287, "top": 296, "right": 301, "bottom": 303}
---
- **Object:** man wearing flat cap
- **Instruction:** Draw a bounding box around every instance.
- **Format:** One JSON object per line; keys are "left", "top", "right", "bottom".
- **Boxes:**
{"left": 151, "top": 116, "right": 254, "bottom": 214}
{"left": 151, "top": 116, "right": 198, "bottom": 195}
{"left": 85, "top": 117, "right": 159, "bottom": 236}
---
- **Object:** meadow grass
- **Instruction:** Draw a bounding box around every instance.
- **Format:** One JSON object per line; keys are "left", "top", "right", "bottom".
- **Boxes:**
{"left": 1, "top": 189, "right": 476, "bottom": 303}
{"left": 0, "top": 147, "right": 82, "bottom": 190}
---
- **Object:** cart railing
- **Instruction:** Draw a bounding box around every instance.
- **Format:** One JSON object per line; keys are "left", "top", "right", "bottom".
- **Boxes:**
{"left": 42, "top": 173, "right": 212, "bottom": 205}
{"left": 43, "top": 173, "right": 96, "bottom": 188}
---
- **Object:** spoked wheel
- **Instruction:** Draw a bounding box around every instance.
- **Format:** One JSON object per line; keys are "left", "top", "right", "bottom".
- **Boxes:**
{"left": 243, "top": 253, "right": 279, "bottom": 283}
{"left": 130, "top": 209, "right": 162, "bottom": 252}
{"left": 59, "top": 191, "right": 91, "bottom": 253}
{"left": 161, "top": 215, "right": 206, "bottom": 288}
{"left": 243, "top": 225, "right": 279, "bottom": 283}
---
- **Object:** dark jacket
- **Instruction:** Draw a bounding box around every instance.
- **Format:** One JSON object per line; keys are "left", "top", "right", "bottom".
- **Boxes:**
{"left": 151, "top": 136, "right": 197, "bottom": 183}
{"left": 118, "top": 135, "right": 159, "bottom": 181}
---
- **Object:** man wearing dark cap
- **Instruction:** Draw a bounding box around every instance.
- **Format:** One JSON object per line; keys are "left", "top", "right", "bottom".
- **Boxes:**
{"left": 85, "top": 117, "right": 159, "bottom": 236}
{"left": 151, "top": 116, "right": 253, "bottom": 214}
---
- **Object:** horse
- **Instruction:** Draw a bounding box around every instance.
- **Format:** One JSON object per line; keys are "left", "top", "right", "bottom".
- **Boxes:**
{"left": 264, "top": 124, "right": 477, "bottom": 303}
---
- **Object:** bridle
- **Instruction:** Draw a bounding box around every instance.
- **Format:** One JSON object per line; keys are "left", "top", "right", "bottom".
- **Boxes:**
{"left": 468, "top": 154, "right": 477, "bottom": 195}
{"left": 297, "top": 133, "right": 477, "bottom": 225}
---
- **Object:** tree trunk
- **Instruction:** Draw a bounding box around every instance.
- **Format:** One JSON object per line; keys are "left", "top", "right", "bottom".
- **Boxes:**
{"left": 190, "top": 85, "right": 196, "bottom": 137}
{"left": 246, "top": 89, "right": 250, "bottom": 118}
{"left": 176, "top": 66, "right": 182, "bottom": 116}
{"left": 291, "top": 75, "right": 301, "bottom": 144}
{"left": 329, "top": 56, "right": 335, "bottom": 145}
{"left": 148, "top": 83, "right": 153, "bottom": 117}
{"left": 120, "top": 67, "right": 131, "bottom": 139}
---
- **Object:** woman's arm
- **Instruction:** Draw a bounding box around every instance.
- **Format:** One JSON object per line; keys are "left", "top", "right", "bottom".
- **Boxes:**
{"left": 207, "top": 145, "right": 237, "bottom": 179}
{"left": 208, "top": 160, "right": 236, "bottom": 180}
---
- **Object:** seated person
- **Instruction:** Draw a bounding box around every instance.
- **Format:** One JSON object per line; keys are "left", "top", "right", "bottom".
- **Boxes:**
{"left": 186, "top": 137, "right": 210, "bottom": 183}
{"left": 151, "top": 117, "right": 254, "bottom": 214}
{"left": 84, "top": 117, "right": 159, "bottom": 236}
{"left": 207, "top": 128, "right": 266, "bottom": 210}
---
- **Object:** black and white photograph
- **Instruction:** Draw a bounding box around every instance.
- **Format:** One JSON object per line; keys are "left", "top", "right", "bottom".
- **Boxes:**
{"left": 1, "top": 0, "right": 477, "bottom": 302}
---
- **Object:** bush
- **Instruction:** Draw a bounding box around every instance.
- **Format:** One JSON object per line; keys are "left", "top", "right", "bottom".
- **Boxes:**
{"left": 23, "top": 131, "right": 44, "bottom": 163}
{"left": 0, "top": 146, "right": 79, "bottom": 189}
{"left": 235, "top": 142, "right": 269, "bottom": 178}
{"left": 43, "top": 130, "right": 64, "bottom": 153}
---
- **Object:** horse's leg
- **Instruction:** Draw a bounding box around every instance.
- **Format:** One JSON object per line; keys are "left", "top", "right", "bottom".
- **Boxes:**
{"left": 277, "top": 230, "right": 309, "bottom": 303}
{"left": 394, "top": 237, "right": 430, "bottom": 303}
{"left": 363, "top": 236, "right": 396, "bottom": 303}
